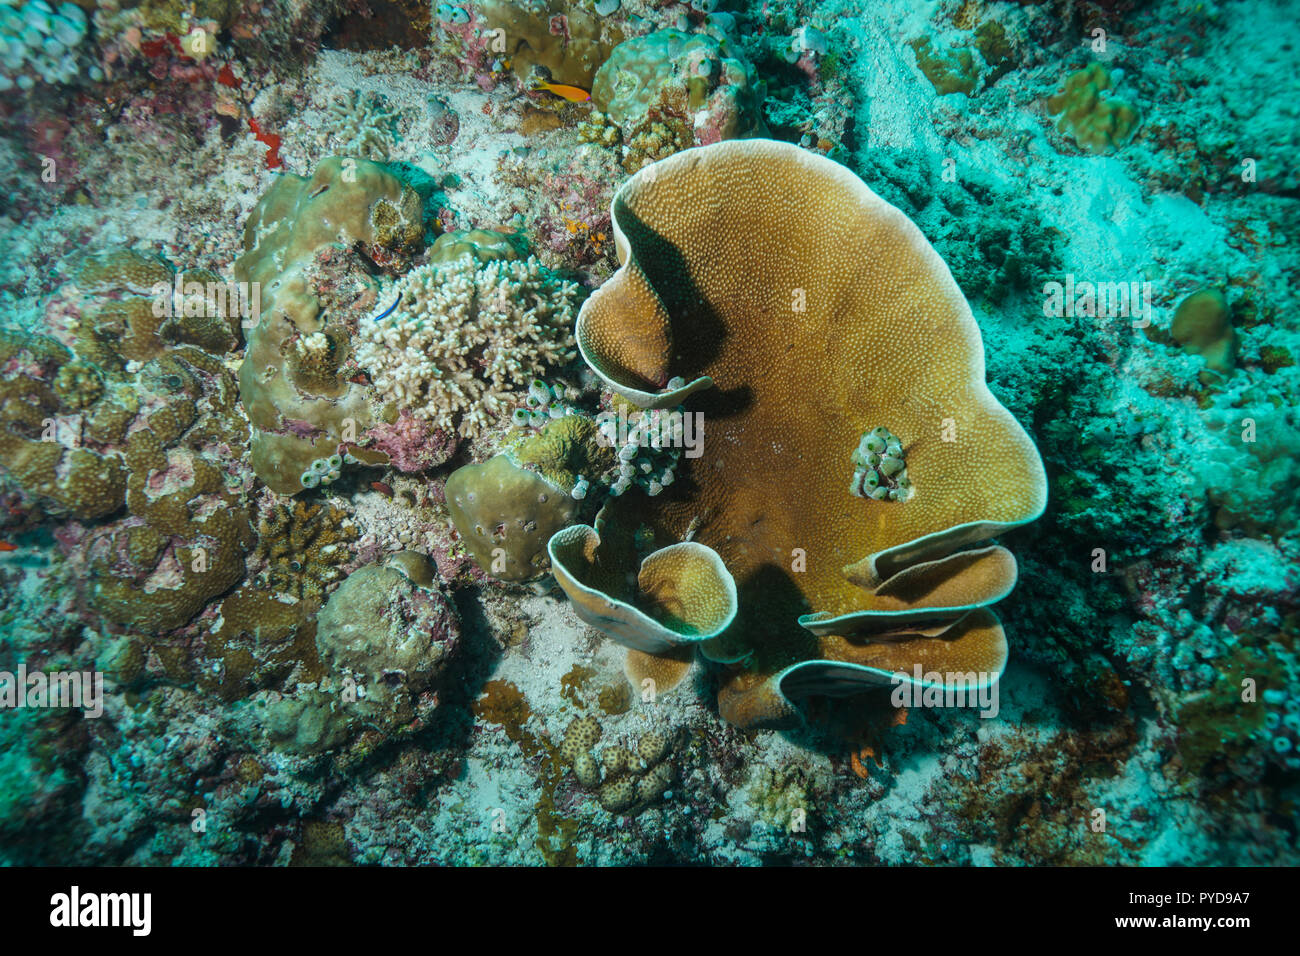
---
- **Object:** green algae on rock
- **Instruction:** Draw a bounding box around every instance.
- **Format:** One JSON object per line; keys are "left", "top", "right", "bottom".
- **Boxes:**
{"left": 315, "top": 553, "right": 460, "bottom": 708}
{"left": 1047, "top": 63, "right": 1141, "bottom": 154}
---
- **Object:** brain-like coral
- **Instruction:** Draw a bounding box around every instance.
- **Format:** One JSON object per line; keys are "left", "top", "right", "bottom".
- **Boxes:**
{"left": 0, "top": 249, "right": 255, "bottom": 633}
{"left": 235, "top": 157, "right": 427, "bottom": 494}
{"left": 86, "top": 386, "right": 254, "bottom": 635}
{"left": 198, "top": 498, "right": 357, "bottom": 700}
{"left": 73, "top": 250, "right": 241, "bottom": 364}
{"left": 0, "top": 331, "right": 126, "bottom": 520}
{"left": 0, "top": 250, "right": 243, "bottom": 522}
{"left": 445, "top": 413, "right": 614, "bottom": 581}
{"left": 550, "top": 140, "right": 1047, "bottom": 728}
{"left": 355, "top": 253, "right": 579, "bottom": 439}
{"left": 559, "top": 715, "right": 677, "bottom": 816}
{"left": 909, "top": 36, "right": 979, "bottom": 96}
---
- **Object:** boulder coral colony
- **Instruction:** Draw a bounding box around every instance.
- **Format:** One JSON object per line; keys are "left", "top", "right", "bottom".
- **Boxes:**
{"left": 0, "top": 0, "right": 1296, "bottom": 866}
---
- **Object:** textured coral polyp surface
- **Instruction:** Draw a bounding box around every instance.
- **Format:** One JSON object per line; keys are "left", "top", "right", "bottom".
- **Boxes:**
{"left": 574, "top": 139, "right": 1047, "bottom": 724}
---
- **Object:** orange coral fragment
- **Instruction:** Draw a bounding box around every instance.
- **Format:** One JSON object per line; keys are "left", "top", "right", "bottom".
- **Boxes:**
{"left": 849, "top": 750, "right": 872, "bottom": 779}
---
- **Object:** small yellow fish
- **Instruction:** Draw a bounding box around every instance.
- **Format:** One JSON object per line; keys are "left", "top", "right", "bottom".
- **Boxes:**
{"left": 532, "top": 81, "right": 591, "bottom": 103}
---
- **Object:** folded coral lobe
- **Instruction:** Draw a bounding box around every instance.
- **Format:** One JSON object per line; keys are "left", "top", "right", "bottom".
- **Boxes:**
{"left": 560, "top": 139, "right": 1047, "bottom": 728}
{"left": 577, "top": 261, "right": 675, "bottom": 393}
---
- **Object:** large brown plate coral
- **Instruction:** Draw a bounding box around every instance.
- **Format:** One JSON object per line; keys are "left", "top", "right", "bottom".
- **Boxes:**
{"left": 549, "top": 139, "right": 1047, "bottom": 729}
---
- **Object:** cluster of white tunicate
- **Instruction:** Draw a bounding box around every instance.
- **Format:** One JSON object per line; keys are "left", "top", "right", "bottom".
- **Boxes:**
{"left": 849, "top": 425, "right": 912, "bottom": 502}
{"left": 700, "top": 12, "right": 736, "bottom": 40}
{"left": 0, "top": 2, "right": 97, "bottom": 92}
{"left": 434, "top": 3, "right": 470, "bottom": 24}
{"left": 1263, "top": 687, "right": 1300, "bottom": 771}
{"left": 602, "top": 408, "right": 684, "bottom": 499}
{"left": 300, "top": 451, "right": 358, "bottom": 491}
{"left": 510, "top": 378, "right": 578, "bottom": 430}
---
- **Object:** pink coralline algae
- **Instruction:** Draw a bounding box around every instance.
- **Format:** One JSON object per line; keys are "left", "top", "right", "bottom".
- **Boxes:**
{"left": 434, "top": 5, "right": 498, "bottom": 88}
{"left": 367, "top": 411, "right": 458, "bottom": 473}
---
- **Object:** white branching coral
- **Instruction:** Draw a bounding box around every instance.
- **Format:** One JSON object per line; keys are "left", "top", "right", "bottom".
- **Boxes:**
{"left": 356, "top": 254, "right": 580, "bottom": 437}
{"left": 321, "top": 89, "right": 402, "bottom": 161}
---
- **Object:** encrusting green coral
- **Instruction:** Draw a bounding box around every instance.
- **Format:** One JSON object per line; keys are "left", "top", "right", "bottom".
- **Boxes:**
{"left": 909, "top": 37, "right": 979, "bottom": 95}
{"left": 235, "top": 157, "right": 427, "bottom": 495}
{"left": 479, "top": 0, "right": 622, "bottom": 88}
{"left": 1047, "top": 63, "right": 1141, "bottom": 154}
{"left": 428, "top": 228, "right": 521, "bottom": 266}
{"left": 444, "top": 413, "right": 614, "bottom": 581}
{"left": 256, "top": 553, "right": 460, "bottom": 761}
